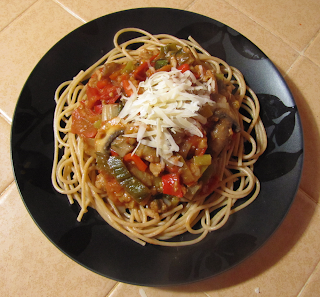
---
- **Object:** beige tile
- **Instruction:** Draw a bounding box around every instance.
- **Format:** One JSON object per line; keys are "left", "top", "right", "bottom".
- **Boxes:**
{"left": 304, "top": 31, "right": 320, "bottom": 67}
{"left": 285, "top": 57, "right": 320, "bottom": 203}
{"left": 0, "top": 183, "right": 116, "bottom": 297}
{"left": 151, "top": 189, "right": 319, "bottom": 297}
{"left": 189, "top": 0, "right": 299, "bottom": 75}
{"left": 0, "top": 0, "right": 37, "bottom": 31}
{"left": 55, "top": 0, "right": 193, "bottom": 22}
{"left": 223, "top": 0, "right": 320, "bottom": 52}
{"left": 299, "top": 261, "right": 320, "bottom": 297}
{"left": 0, "top": 115, "right": 14, "bottom": 193}
{"left": 0, "top": 0, "right": 83, "bottom": 120}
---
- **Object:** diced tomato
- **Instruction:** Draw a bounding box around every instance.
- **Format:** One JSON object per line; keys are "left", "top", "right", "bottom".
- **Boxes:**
{"left": 71, "top": 102, "right": 100, "bottom": 138}
{"left": 109, "top": 68, "right": 124, "bottom": 81}
{"left": 86, "top": 85, "right": 101, "bottom": 109}
{"left": 119, "top": 73, "right": 129, "bottom": 80}
{"left": 187, "top": 135, "right": 208, "bottom": 156}
{"left": 122, "top": 79, "right": 133, "bottom": 97}
{"left": 123, "top": 153, "right": 148, "bottom": 172}
{"left": 99, "top": 84, "right": 121, "bottom": 103}
{"left": 188, "top": 135, "right": 201, "bottom": 146}
{"left": 96, "top": 79, "right": 109, "bottom": 89}
{"left": 100, "top": 173, "right": 126, "bottom": 206}
{"left": 93, "top": 102, "right": 103, "bottom": 114}
{"left": 87, "top": 77, "right": 121, "bottom": 108}
{"left": 178, "top": 63, "right": 190, "bottom": 73}
{"left": 162, "top": 173, "right": 184, "bottom": 198}
{"left": 133, "top": 62, "right": 149, "bottom": 81}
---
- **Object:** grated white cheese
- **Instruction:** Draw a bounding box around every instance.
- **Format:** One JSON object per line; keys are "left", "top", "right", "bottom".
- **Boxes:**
{"left": 119, "top": 68, "right": 214, "bottom": 166}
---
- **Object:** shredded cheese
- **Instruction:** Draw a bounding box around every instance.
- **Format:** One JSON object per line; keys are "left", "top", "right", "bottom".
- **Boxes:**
{"left": 119, "top": 68, "right": 214, "bottom": 166}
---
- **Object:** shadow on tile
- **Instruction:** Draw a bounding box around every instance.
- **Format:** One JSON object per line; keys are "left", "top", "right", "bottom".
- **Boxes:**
{"left": 285, "top": 74, "right": 320, "bottom": 203}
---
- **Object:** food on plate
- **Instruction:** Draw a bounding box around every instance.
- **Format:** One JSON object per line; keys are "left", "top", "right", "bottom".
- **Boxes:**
{"left": 51, "top": 28, "right": 267, "bottom": 246}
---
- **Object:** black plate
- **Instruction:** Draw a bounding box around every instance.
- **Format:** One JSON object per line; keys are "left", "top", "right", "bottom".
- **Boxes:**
{"left": 11, "top": 8, "right": 303, "bottom": 286}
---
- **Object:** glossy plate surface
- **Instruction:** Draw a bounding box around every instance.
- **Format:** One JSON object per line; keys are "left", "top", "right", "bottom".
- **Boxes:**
{"left": 11, "top": 8, "right": 303, "bottom": 286}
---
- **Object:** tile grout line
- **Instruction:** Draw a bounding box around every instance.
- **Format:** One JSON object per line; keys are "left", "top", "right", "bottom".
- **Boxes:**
{"left": 217, "top": 0, "right": 303, "bottom": 54}
{"left": 300, "top": 27, "right": 320, "bottom": 68}
{"left": 303, "top": 53, "right": 320, "bottom": 69}
{"left": 297, "top": 187, "right": 320, "bottom": 209}
{"left": 185, "top": 0, "right": 198, "bottom": 10}
{"left": 300, "top": 26, "right": 320, "bottom": 55}
{"left": 297, "top": 260, "right": 320, "bottom": 297}
{"left": 0, "top": 109, "right": 12, "bottom": 125}
{"left": 283, "top": 53, "right": 304, "bottom": 78}
{"left": 284, "top": 50, "right": 320, "bottom": 81}
{"left": 187, "top": 0, "right": 320, "bottom": 72}
{"left": 0, "top": 180, "right": 15, "bottom": 201}
{"left": 104, "top": 282, "right": 120, "bottom": 297}
{"left": 0, "top": 0, "right": 41, "bottom": 34}
{"left": 52, "top": 0, "right": 87, "bottom": 23}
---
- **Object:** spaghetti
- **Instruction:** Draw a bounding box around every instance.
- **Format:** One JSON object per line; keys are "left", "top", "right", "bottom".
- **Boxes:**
{"left": 51, "top": 28, "right": 267, "bottom": 246}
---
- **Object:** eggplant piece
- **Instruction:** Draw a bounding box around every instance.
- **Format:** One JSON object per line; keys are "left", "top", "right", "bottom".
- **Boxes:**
{"left": 209, "top": 108, "right": 241, "bottom": 157}
{"left": 110, "top": 136, "right": 134, "bottom": 157}
{"left": 209, "top": 118, "right": 233, "bottom": 157}
{"left": 126, "top": 161, "right": 154, "bottom": 187}
{"left": 134, "top": 144, "right": 160, "bottom": 163}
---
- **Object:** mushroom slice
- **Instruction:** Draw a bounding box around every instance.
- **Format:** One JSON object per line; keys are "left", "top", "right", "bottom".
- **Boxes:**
{"left": 95, "top": 118, "right": 125, "bottom": 156}
{"left": 213, "top": 108, "right": 241, "bottom": 133}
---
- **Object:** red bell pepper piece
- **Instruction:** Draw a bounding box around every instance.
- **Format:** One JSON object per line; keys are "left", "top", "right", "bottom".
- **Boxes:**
{"left": 162, "top": 173, "right": 184, "bottom": 198}
{"left": 197, "top": 148, "right": 207, "bottom": 156}
{"left": 123, "top": 153, "right": 148, "bottom": 172}
{"left": 133, "top": 62, "right": 149, "bottom": 81}
{"left": 150, "top": 53, "right": 160, "bottom": 66}
{"left": 110, "top": 150, "right": 119, "bottom": 156}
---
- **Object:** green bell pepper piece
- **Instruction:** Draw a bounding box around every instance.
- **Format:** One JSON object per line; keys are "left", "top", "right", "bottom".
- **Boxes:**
{"left": 154, "top": 59, "right": 169, "bottom": 70}
{"left": 120, "top": 177, "right": 150, "bottom": 203}
{"left": 96, "top": 155, "right": 150, "bottom": 203}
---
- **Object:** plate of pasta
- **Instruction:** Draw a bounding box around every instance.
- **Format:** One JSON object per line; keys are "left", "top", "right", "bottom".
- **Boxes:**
{"left": 11, "top": 8, "right": 303, "bottom": 286}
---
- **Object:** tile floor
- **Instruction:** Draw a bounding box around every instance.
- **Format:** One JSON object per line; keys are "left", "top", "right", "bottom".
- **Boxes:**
{"left": 1, "top": 0, "right": 320, "bottom": 296}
